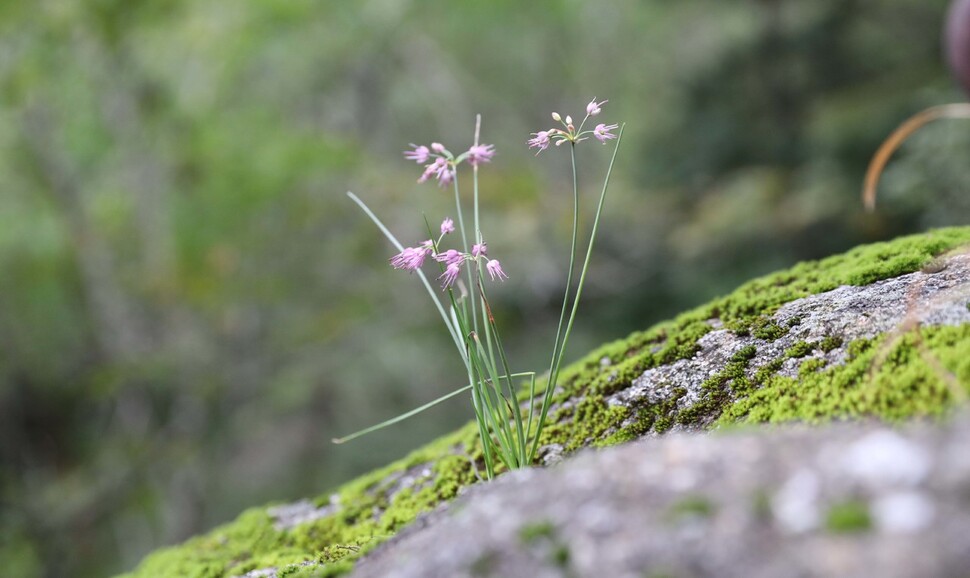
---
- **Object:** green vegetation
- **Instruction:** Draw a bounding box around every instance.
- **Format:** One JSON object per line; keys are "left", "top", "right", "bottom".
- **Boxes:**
{"left": 819, "top": 336, "right": 844, "bottom": 353}
{"left": 518, "top": 520, "right": 570, "bottom": 569}
{"left": 784, "top": 341, "right": 814, "bottom": 359}
{"left": 667, "top": 496, "right": 717, "bottom": 521}
{"left": 825, "top": 501, "right": 873, "bottom": 533}
{"left": 518, "top": 521, "right": 556, "bottom": 544}
{"left": 721, "top": 325, "right": 970, "bottom": 425}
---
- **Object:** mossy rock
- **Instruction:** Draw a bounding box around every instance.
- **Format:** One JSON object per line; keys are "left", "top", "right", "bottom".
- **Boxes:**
{"left": 119, "top": 227, "right": 970, "bottom": 578}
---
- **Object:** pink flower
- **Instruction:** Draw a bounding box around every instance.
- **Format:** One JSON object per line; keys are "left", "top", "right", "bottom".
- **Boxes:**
{"left": 404, "top": 144, "right": 431, "bottom": 164}
{"left": 466, "top": 144, "right": 495, "bottom": 167}
{"left": 437, "top": 166, "right": 455, "bottom": 188}
{"left": 431, "top": 142, "right": 446, "bottom": 154}
{"left": 439, "top": 262, "right": 462, "bottom": 289}
{"left": 528, "top": 130, "right": 552, "bottom": 154}
{"left": 472, "top": 242, "right": 487, "bottom": 257}
{"left": 440, "top": 218, "right": 455, "bottom": 235}
{"left": 434, "top": 249, "right": 463, "bottom": 267}
{"left": 586, "top": 98, "right": 608, "bottom": 116}
{"left": 593, "top": 123, "right": 619, "bottom": 143}
{"left": 486, "top": 259, "right": 508, "bottom": 281}
{"left": 418, "top": 157, "right": 447, "bottom": 183}
{"left": 390, "top": 241, "right": 434, "bottom": 271}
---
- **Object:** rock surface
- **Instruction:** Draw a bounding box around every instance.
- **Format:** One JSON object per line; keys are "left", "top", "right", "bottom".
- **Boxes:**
{"left": 352, "top": 413, "right": 970, "bottom": 578}
{"left": 607, "top": 250, "right": 970, "bottom": 432}
{"left": 119, "top": 229, "right": 970, "bottom": 578}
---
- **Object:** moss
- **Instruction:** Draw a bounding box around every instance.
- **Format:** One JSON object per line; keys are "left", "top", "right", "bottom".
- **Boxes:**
{"left": 753, "top": 358, "right": 784, "bottom": 385}
{"left": 818, "top": 335, "right": 843, "bottom": 353}
{"left": 120, "top": 228, "right": 970, "bottom": 578}
{"left": 825, "top": 500, "right": 872, "bottom": 533}
{"left": 280, "top": 562, "right": 353, "bottom": 578}
{"left": 542, "top": 396, "right": 630, "bottom": 452}
{"left": 667, "top": 496, "right": 717, "bottom": 521}
{"left": 797, "top": 358, "right": 827, "bottom": 378}
{"left": 718, "top": 325, "right": 970, "bottom": 426}
{"left": 518, "top": 520, "right": 570, "bottom": 569}
{"left": 846, "top": 338, "right": 874, "bottom": 359}
{"left": 784, "top": 341, "right": 814, "bottom": 359}
{"left": 518, "top": 521, "right": 556, "bottom": 544}
{"left": 751, "top": 317, "right": 788, "bottom": 341}
{"left": 469, "top": 550, "right": 499, "bottom": 577}
{"left": 751, "top": 490, "right": 772, "bottom": 521}
{"left": 730, "top": 345, "right": 758, "bottom": 363}
{"left": 653, "top": 415, "right": 674, "bottom": 434}
{"left": 551, "top": 544, "right": 571, "bottom": 568}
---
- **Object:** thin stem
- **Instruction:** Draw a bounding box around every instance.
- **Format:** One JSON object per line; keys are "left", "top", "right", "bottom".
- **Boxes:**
{"left": 473, "top": 114, "right": 481, "bottom": 246}
{"left": 479, "top": 279, "right": 527, "bottom": 464}
{"left": 471, "top": 115, "right": 483, "bottom": 341}
{"left": 347, "top": 192, "right": 465, "bottom": 362}
{"left": 529, "top": 124, "right": 624, "bottom": 461}
{"left": 470, "top": 333, "right": 518, "bottom": 468}
{"left": 529, "top": 143, "right": 579, "bottom": 439}
{"left": 469, "top": 374, "right": 495, "bottom": 479}
{"left": 452, "top": 173, "right": 479, "bottom": 336}
{"left": 447, "top": 285, "right": 514, "bottom": 474}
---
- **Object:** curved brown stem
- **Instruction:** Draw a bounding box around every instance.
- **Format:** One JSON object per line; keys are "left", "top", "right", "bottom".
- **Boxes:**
{"left": 863, "top": 103, "right": 970, "bottom": 211}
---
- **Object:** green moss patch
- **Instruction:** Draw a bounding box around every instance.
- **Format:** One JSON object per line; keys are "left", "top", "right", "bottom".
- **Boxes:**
{"left": 667, "top": 495, "right": 717, "bottom": 522}
{"left": 718, "top": 325, "right": 970, "bottom": 425}
{"left": 825, "top": 500, "right": 873, "bottom": 534}
{"left": 120, "top": 227, "right": 970, "bottom": 578}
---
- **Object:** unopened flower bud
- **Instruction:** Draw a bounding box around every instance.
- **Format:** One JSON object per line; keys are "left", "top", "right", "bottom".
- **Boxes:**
{"left": 565, "top": 115, "right": 573, "bottom": 125}
{"left": 431, "top": 142, "right": 446, "bottom": 153}
{"left": 551, "top": 112, "right": 562, "bottom": 122}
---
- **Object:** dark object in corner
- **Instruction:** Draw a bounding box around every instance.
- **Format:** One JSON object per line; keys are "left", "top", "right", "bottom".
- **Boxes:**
{"left": 947, "top": 0, "right": 970, "bottom": 97}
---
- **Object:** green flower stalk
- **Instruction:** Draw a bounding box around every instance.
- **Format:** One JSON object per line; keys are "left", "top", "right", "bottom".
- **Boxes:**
{"left": 338, "top": 100, "right": 625, "bottom": 480}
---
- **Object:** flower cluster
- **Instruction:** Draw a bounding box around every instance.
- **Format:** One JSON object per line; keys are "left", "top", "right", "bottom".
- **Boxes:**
{"left": 342, "top": 101, "right": 623, "bottom": 480}
{"left": 390, "top": 218, "right": 508, "bottom": 290}
{"left": 528, "top": 97, "right": 618, "bottom": 154}
{"left": 404, "top": 140, "right": 496, "bottom": 187}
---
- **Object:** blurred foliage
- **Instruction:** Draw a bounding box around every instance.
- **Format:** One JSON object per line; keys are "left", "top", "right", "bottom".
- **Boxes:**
{"left": 0, "top": 0, "right": 968, "bottom": 576}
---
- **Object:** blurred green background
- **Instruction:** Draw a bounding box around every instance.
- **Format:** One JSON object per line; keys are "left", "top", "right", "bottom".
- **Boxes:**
{"left": 2, "top": 1, "right": 970, "bottom": 576}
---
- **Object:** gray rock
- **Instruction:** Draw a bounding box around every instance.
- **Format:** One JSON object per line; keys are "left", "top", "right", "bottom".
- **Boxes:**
{"left": 352, "top": 413, "right": 970, "bottom": 578}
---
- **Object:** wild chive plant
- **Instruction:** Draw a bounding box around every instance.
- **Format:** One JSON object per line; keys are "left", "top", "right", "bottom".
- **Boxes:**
{"left": 337, "top": 99, "right": 624, "bottom": 480}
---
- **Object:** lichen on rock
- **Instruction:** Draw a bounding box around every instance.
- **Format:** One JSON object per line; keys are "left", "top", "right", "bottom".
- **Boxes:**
{"left": 118, "top": 227, "right": 970, "bottom": 578}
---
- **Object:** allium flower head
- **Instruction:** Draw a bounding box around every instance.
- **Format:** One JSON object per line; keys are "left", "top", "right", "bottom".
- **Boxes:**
{"left": 586, "top": 98, "right": 608, "bottom": 116}
{"left": 390, "top": 241, "right": 434, "bottom": 271}
{"left": 418, "top": 157, "right": 447, "bottom": 183}
{"left": 404, "top": 144, "right": 431, "bottom": 164}
{"left": 528, "top": 130, "right": 552, "bottom": 154}
{"left": 466, "top": 144, "right": 495, "bottom": 167}
{"left": 440, "top": 218, "right": 455, "bottom": 235}
{"left": 472, "top": 242, "right": 487, "bottom": 257}
{"left": 437, "top": 166, "right": 455, "bottom": 187}
{"left": 434, "top": 249, "right": 464, "bottom": 267}
{"left": 486, "top": 259, "right": 508, "bottom": 281}
{"left": 593, "top": 123, "right": 619, "bottom": 143}
{"left": 439, "top": 262, "right": 462, "bottom": 290}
